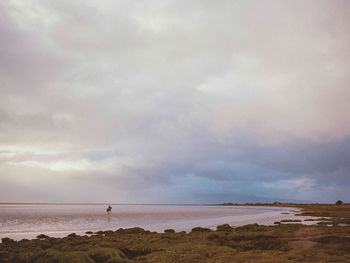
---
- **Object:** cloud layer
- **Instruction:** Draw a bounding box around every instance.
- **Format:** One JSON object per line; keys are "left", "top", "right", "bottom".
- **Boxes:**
{"left": 1, "top": 0, "right": 350, "bottom": 203}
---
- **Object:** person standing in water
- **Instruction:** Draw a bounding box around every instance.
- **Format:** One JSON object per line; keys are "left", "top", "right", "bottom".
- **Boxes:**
{"left": 107, "top": 204, "right": 112, "bottom": 213}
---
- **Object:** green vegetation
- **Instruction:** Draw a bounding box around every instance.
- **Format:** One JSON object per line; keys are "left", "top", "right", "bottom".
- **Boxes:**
{"left": 280, "top": 219, "right": 302, "bottom": 223}
{"left": 303, "top": 218, "right": 330, "bottom": 222}
{"left": 1, "top": 204, "right": 350, "bottom": 262}
{"left": 336, "top": 200, "right": 343, "bottom": 206}
{"left": 295, "top": 204, "right": 350, "bottom": 225}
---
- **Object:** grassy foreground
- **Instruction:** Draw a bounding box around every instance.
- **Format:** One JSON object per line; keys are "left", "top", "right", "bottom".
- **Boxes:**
{"left": 1, "top": 204, "right": 350, "bottom": 263}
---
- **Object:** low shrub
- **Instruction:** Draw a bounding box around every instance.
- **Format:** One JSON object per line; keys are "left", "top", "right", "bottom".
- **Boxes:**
{"left": 216, "top": 224, "right": 232, "bottom": 232}
{"left": 191, "top": 227, "right": 212, "bottom": 233}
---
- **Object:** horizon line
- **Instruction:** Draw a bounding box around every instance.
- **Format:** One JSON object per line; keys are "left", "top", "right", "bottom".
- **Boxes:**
{"left": 0, "top": 201, "right": 333, "bottom": 205}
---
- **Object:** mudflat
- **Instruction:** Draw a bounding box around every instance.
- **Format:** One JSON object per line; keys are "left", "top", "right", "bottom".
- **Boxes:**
{"left": 0, "top": 204, "right": 294, "bottom": 240}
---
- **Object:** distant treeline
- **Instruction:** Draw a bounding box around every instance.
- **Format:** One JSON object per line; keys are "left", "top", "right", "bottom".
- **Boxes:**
{"left": 215, "top": 202, "right": 349, "bottom": 206}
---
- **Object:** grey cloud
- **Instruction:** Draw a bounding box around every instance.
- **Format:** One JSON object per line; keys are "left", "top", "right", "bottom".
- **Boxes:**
{"left": 0, "top": 0, "right": 350, "bottom": 203}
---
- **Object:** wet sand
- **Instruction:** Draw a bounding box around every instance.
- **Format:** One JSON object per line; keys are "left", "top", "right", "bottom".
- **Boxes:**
{"left": 133, "top": 207, "right": 321, "bottom": 232}
{"left": 1, "top": 205, "right": 321, "bottom": 241}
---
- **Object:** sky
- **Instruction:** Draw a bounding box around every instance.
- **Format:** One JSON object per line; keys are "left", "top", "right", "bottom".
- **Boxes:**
{"left": 0, "top": 0, "right": 350, "bottom": 204}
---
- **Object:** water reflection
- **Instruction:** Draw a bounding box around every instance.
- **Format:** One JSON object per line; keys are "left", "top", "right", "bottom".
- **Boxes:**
{"left": 0, "top": 204, "right": 285, "bottom": 240}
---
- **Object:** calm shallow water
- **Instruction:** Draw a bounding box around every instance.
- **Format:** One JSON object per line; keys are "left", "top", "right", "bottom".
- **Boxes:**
{"left": 0, "top": 204, "right": 290, "bottom": 240}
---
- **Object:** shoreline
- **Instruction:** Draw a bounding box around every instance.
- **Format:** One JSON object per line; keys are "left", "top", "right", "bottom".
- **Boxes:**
{"left": 0, "top": 205, "right": 322, "bottom": 241}
{"left": 1, "top": 204, "right": 349, "bottom": 262}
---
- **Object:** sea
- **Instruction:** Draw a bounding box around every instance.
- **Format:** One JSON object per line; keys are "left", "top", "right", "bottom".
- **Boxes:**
{"left": 0, "top": 204, "right": 292, "bottom": 241}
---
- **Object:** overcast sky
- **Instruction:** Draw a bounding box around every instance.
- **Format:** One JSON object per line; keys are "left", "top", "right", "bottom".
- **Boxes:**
{"left": 1, "top": 0, "right": 350, "bottom": 203}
